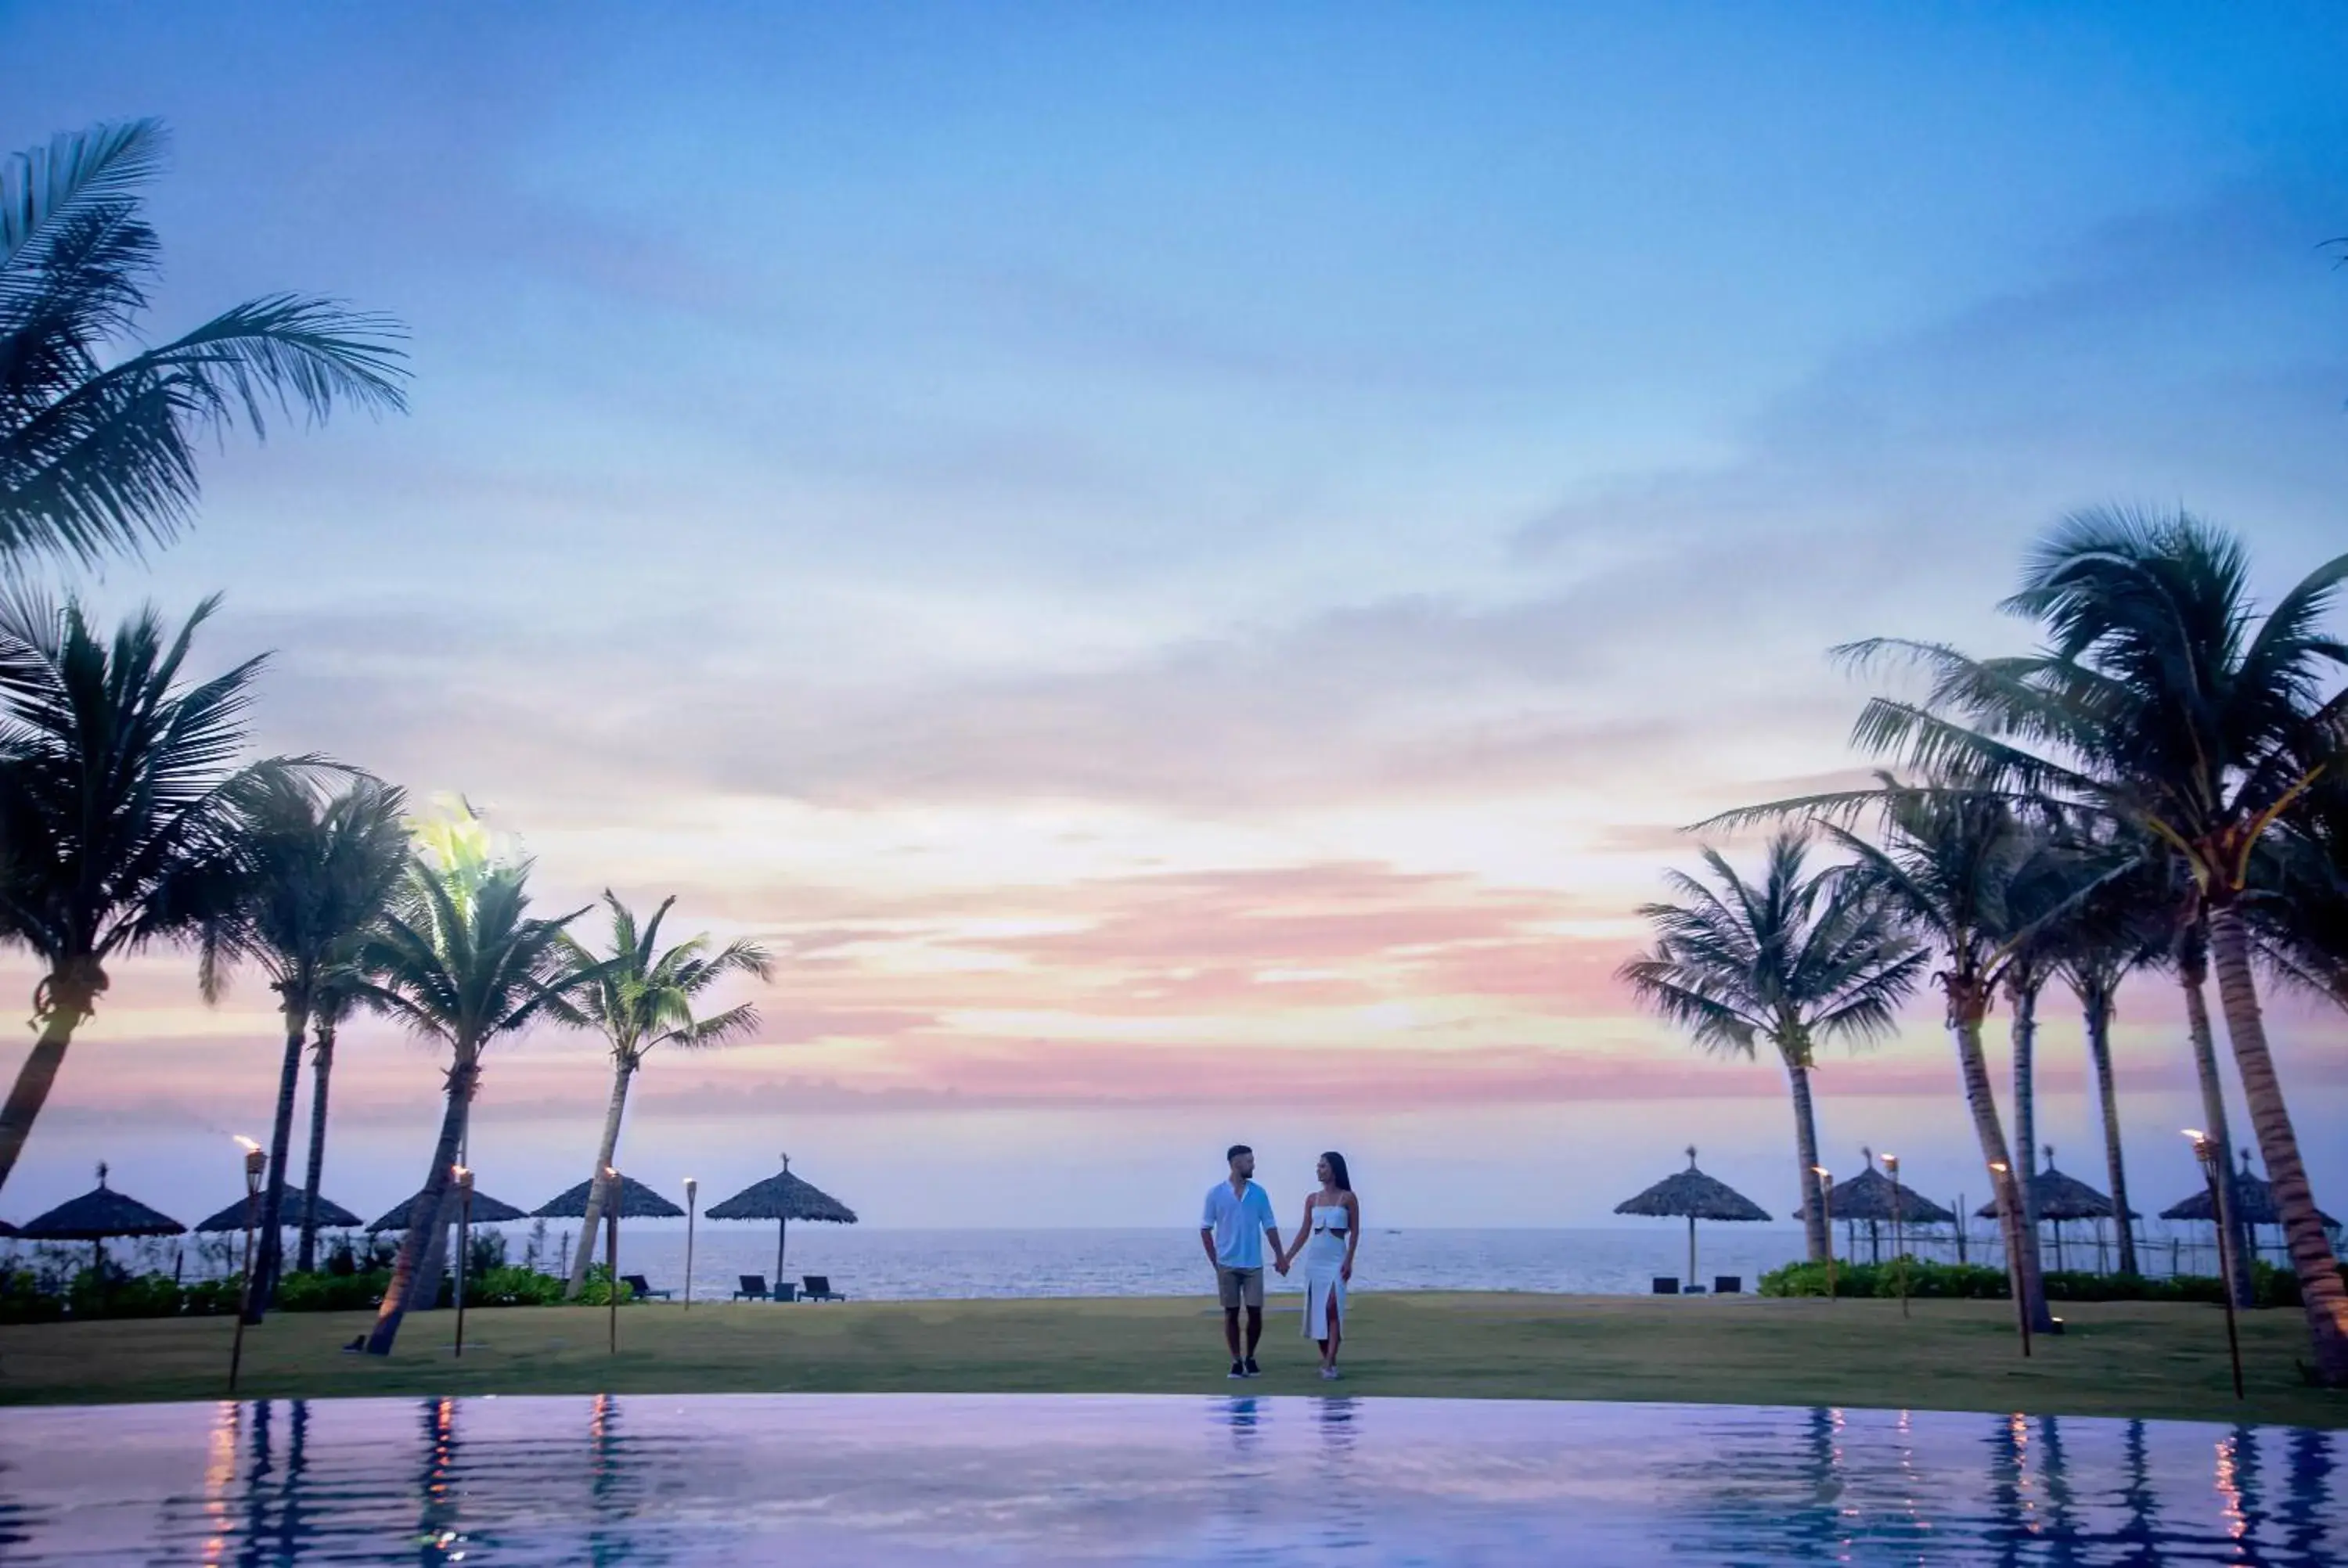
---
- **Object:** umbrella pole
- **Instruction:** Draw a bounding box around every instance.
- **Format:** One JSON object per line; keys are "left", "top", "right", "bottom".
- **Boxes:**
{"left": 776, "top": 1216, "right": 787, "bottom": 1293}
{"left": 1687, "top": 1214, "right": 1695, "bottom": 1295}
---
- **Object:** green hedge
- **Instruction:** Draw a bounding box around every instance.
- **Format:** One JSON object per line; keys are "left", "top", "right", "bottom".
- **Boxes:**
{"left": 1759, "top": 1256, "right": 2326, "bottom": 1307}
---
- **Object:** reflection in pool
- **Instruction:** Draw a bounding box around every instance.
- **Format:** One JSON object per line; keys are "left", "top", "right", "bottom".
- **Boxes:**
{"left": 0, "top": 1394, "right": 2339, "bottom": 1563}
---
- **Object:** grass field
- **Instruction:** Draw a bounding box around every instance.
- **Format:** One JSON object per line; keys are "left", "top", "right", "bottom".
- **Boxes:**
{"left": 4, "top": 1293, "right": 2343, "bottom": 1426}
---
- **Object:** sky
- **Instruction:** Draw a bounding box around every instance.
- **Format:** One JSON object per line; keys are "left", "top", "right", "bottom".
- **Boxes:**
{"left": 2, "top": 2, "right": 2344, "bottom": 1231}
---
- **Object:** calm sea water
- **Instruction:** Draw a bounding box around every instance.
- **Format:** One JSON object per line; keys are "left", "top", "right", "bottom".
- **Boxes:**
{"left": 500, "top": 1224, "right": 1818, "bottom": 1300}
{"left": 2, "top": 1394, "right": 2339, "bottom": 1563}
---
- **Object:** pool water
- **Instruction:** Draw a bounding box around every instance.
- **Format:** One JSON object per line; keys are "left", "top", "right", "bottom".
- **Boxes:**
{"left": 0, "top": 1394, "right": 2339, "bottom": 1564}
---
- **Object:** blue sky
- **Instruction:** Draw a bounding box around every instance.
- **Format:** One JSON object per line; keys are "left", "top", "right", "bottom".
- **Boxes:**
{"left": 1, "top": 3, "right": 2343, "bottom": 1227}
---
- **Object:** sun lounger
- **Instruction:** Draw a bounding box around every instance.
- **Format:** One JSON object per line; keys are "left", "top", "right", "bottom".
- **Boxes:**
{"left": 733, "top": 1275, "right": 770, "bottom": 1301}
{"left": 801, "top": 1274, "right": 845, "bottom": 1302}
{"left": 1651, "top": 1275, "right": 1679, "bottom": 1295}
{"left": 1713, "top": 1275, "right": 1742, "bottom": 1295}
{"left": 622, "top": 1273, "right": 673, "bottom": 1300}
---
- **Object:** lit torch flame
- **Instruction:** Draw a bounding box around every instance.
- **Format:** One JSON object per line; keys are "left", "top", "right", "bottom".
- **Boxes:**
{"left": 232, "top": 1136, "right": 261, "bottom": 1155}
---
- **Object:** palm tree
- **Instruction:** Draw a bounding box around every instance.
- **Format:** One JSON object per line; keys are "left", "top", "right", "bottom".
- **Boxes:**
{"left": 1, "top": 120, "right": 405, "bottom": 566}
{"left": 1847, "top": 510, "right": 2348, "bottom": 1380}
{"left": 356, "top": 844, "right": 587, "bottom": 1354}
{"left": 214, "top": 773, "right": 408, "bottom": 1314}
{"left": 0, "top": 593, "right": 289, "bottom": 1196}
{"left": 551, "top": 894, "right": 772, "bottom": 1297}
{"left": 295, "top": 971, "right": 367, "bottom": 1275}
{"left": 1810, "top": 779, "right": 2059, "bottom": 1338}
{"left": 1997, "top": 825, "right": 2080, "bottom": 1258}
{"left": 1619, "top": 831, "right": 1926, "bottom": 1264}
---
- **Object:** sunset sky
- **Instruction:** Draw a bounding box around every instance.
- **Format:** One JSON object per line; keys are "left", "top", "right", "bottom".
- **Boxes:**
{"left": 4, "top": 4, "right": 2344, "bottom": 1228}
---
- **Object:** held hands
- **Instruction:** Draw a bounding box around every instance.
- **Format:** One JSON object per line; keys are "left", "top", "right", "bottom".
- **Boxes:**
{"left": 1273, "top": 1253, "right": 1291, "bottom": 1276}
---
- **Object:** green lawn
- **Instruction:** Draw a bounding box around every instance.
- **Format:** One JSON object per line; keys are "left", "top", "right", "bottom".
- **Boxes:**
{"left": 4, "top": 1293, "right": 2342, "bottom": 1427}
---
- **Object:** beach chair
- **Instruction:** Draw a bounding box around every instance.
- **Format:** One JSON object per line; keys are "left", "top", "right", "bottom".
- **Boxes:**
{"left": 1713, "top": 1275, "right": 1742, "bottom": 1295}
{"left": 733, "top": 1275, "right": 771, "bottom": 1301}
{"left": 623, "top": 1273, "right": 673, "bottom": 1300}
{"left": 801, "top": 1275, "right": 846, "bottom": 1302}
{"left": 1651, "top": 1275, "right": 1679, "bottom": 1295}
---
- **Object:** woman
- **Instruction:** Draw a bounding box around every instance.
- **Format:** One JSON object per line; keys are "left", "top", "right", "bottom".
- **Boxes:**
{"left": 1279, "top": 1151, "right": 1359, "bottom": 1379}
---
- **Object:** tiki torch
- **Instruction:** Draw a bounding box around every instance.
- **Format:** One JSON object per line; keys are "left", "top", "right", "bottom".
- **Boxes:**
{"left": 605, "top": 1165, "right": 621, "bottom": 1355}
{"left": 1883, "top": 1152, "right": 1908, "bottom": 1319}
{"left": 229, "top": 1136, "right": 265, "bottom": 1392}
{"left": 1812, "top": 1167, "right": 1835, "bottom": 1300}
{"left": 1990, "top": 1159, "right": 2029, "bottom": 1358}
{"left": 452, "top": 1165, "right": 474, "bottom": 1358}
{"left": 2186, "top": 1131, "right": 2245, "bottom": 1400}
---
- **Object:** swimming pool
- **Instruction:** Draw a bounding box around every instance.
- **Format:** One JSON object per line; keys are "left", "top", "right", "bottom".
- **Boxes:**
{"left": 0, "top": 1394, "right": 2339, "bottom": 1563}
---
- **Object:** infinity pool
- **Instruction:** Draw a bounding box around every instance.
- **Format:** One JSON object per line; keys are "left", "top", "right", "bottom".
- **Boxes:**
{"left": 0, "top": 1394, "right": 2339, "bottom": 1564}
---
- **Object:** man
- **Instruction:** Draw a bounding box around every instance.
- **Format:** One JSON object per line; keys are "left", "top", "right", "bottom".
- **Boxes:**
{"left": 1201, "top": 1143, "right": 1284, "bottom": 1378}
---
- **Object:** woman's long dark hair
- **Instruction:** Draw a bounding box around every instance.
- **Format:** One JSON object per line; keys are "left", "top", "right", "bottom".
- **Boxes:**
{"left": 1320, "top": 1150, "right": 1352, "bottom": 1193}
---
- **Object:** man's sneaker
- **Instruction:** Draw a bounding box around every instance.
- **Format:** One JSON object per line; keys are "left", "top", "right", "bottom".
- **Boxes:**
{"left": 1228, "top": 1360, "right": 1247, "bottom": 1379}
{"left": 1242, "top": 1358, "right": 1262, "bottom": 1378}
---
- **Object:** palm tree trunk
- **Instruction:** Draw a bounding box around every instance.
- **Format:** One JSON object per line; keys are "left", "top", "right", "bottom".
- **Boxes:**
{"left": 2207, "top": 904, "right": 2348, "bottom": 1386}
{"left": 0, "top": 983, "right": 96, "bottom": 1198}
{"left": 1951, "top": 1010, "right": 2053, "bottom": 1336}
{"left": 248, "top": 997, "right": 310, "bottom": 1321}
{"left": 296, "top": 1020, "right": 337, "bottom": 1275}
{"left": 366, "top": 1050, "right": 477, "bottom": 1355}
{"left": 1786, "top": 1059, "right": 1829, "bottom": 1262}
{"left": 2181, "top": 947, "right": 2256, "bottom": 1307}
{"left": 2007, "top": 978, "right": 2053, "bottom": 1306}
{"left": 2080, "top": 982, "right": 2139, "bottom": 1275}
{"left": 565, "top": 1058, "right": 636, "bottom": 1299}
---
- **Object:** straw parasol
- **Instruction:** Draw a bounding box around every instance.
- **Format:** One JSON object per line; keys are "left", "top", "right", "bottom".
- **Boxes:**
{"left": 1975, "top": 1147, "right": 2137, "bottom": 1271}
{"left": 707, "top": 1154, "right": 859, "bottom": 1287}
{"left": 531, "top": 1174, "right": 685, "bottom": 1221}
{"left": 366, "top": 1188, "right": 527, "bottom": 1232}
{"left": 1614, "top": 1145, "right": 1770, "bottom": 1291}
{"left": 193, "top": 1191, "right": 364, "bottom": 1234}
{"left": 2160, "top": 1149, "right": 2343, "bottom": 1232}
{"left": 17, "top": 1163, "right": 185, "bottom": 1275}
{"left": 1828, "top": 1150, "right": 1955, "bottom": 1261}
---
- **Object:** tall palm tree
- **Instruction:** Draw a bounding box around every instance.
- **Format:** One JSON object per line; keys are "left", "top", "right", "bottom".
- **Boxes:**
{"left": 1846, "top": 510, "right": 2348, "bottom": 1380}
{"left": 1801, "top": 779, "right": 2059, "bottom": 1338}
{"left": 356, "top": 847, "right": 587, "bottom": 1355}
{"left": 295, "top": 971, "right": 367, "bottom": 1275}
{"left": 551, "top": 893, "right": 772, "bottom": 1297}
{"left": 214, "top": 773, "right": 408, "bottom": 1314}
{"left": 0, "top": 593, "right": 290, "bottom": 1196}
{"left": 1619, "top": 831, "right": 1926, "bottom": 1264}
{"left": 1, "top": 120, "right": 406, "bottom": 566}
{"left": 1997, "top": 825, "right": 2080, "bottom": 1257}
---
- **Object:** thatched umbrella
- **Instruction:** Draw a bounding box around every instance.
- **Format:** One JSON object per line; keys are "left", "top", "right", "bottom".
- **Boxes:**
{"left": 17, "top": 1163, "right": 185, "bottom": 1276}
{"left": 1614, "top": 1146, "right": 1770, "bottom": 1292}
{"left": 1975, "top": 1147, "right": 2136, "bottom": 1271}
{"left": 707, "top": 1154, "right": 859, "bottom": 1289}
{"left": 193, "top": 1191, "right": 364, "bottom": 1235}
{"left": 2161, "top": 1149, "right": 2343, "bottom": 1266}
{"left": 366, "top": 1188, "right": 527, "bottom": 1232}
{"left": 532, "top": 1174, "right": 684, "bottom": 1221}
{"left": 1828, "top": 1151, "right": 1956, "bottom": 1261}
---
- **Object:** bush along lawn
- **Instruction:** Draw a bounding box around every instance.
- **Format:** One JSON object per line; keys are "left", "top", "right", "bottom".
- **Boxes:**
{"left": 1759, "top": 1257, "right": 2332, "bottom": 1307}
{"left": 0, "top": 1261, "right": 637, "bottom": 1322}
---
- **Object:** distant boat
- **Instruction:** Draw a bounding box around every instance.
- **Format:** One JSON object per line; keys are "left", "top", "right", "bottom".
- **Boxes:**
{"left": 1385, "top": 1229, "right": 1403, "bottom": 1235}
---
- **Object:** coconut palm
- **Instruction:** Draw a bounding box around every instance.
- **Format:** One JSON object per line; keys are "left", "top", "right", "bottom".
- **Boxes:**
{"left": 295, "top": 970, "right": 368, "bottom": 1274}
{"left": 355, "top": 847, "right": 587, "bottom": 1354}
{"left": 1, "top": 120, "right": 405, "bottom": 567}
{"left": 1619, "top": 831, "right": 1927, "bottom": 1264}
{"left": 1844, "top": 510, "right": 2348, "bottom": 1380}
{"left": 213, "top": 772, "right": 408, "bottom": 1314}
{"left": 0, "top": 593, "right": 294, "bottom": 1197}
{"left": 549, "top": 894, "right": 772, "bottom": 1297}
{"left": 1810, "top": 779, "right": 2058, "bottom": 1337}
{"left": 1850, "top": 512, "right": 2348, "bottom": 1371}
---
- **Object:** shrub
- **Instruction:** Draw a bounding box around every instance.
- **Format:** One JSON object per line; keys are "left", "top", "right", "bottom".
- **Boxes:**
{"left": 1759, "top": 1256, "right": 2335, "bottom": 1305}
{"left": 66, "top": 1268, "right": 185, "bottom": 1319}
{"left": 467, "top": 1264, "right": 564, "bottom": 1307}
{"left": 0, "top": 1268, "right": 63, "bottom": 1323}
{"left": 572, "top": 1263, "right": 636, "bottom": 1306}
{"left": 277, "top": 1268, "right": 388, "bottom": 1312}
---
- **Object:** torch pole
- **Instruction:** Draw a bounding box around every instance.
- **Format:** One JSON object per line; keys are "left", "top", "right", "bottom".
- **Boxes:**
{"left": 606, "top": 1167, "right": 621, "bottom": 1355}
{"left": 1813, "top": 1168, "right": 1835, "bottom": 1300}
{"left": 2190, "top": 1133, "right": 2245, "bottom": 1400}
{"left": 452, "top": 1167, "right": 474, "bottom": 1358}
{"left": 229, "top": 1140, "right": 265, "bottom": 1393}
{"left": 1885, "top": 1153, "right": 1909, "bottom": 1319}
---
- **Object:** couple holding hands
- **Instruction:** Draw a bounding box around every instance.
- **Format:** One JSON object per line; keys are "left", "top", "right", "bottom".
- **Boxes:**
{"left": 1199, "top": 1143, "right": 1360, "bottom": 1381}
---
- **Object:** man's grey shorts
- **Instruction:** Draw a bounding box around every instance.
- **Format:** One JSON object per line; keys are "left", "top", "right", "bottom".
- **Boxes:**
{"left": 1217, "top": 1265, "right": 1264, "bottom": 1310}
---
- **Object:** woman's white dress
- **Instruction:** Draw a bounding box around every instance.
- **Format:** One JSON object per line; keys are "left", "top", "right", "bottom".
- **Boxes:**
{"left": 1300, "top": 1195, "right": 1350, "bottom": 1338}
